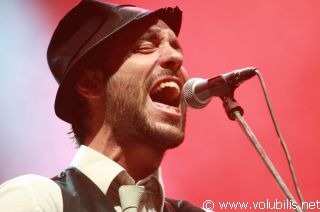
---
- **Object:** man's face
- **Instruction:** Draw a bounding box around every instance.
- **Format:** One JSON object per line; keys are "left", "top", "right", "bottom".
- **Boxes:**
{"left": 104, "top": 19, "right": 188, "bottom": 151}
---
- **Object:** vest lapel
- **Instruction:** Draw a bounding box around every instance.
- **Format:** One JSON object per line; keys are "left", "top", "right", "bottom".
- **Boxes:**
{"left": 52, "top": 167, "right": 116, "bottom": 212}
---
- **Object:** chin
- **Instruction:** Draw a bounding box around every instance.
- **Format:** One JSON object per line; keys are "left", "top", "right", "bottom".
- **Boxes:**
{"left": 140, "top": 117, "right": 186, "bottom": 151}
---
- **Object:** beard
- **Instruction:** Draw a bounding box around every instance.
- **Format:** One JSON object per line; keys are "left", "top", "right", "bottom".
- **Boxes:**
{"left": 104, "top": 71, "right": 187, "bottom": 151}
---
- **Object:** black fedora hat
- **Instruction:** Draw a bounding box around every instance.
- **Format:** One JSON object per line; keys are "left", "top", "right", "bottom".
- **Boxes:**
{"left": 47, "top": 0, "right": 182, "bottom": 123}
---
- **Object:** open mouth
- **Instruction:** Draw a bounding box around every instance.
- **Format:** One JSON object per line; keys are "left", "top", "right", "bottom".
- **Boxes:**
{"left": 149, "top": 77, "right": 182, "bottom": 114}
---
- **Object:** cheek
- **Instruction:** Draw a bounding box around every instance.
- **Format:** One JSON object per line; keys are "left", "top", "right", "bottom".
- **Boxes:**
{"left": 112, "top": 59, "right": 148, "bottom": 91}
{"left": 118, "top": 58, "right": 152, "bottom": 79}
{"left": 179, "top": 66, "right": 190, "bottom": 83}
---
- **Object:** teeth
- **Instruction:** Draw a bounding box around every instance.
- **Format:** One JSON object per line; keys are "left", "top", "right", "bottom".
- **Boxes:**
{"left": 156, "top": 81, "right": 180, "bottom": 93}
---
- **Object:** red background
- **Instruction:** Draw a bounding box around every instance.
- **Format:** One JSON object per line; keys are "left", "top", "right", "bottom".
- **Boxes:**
{"left": 1, "top": 0, "right": 319, "bottom": 211}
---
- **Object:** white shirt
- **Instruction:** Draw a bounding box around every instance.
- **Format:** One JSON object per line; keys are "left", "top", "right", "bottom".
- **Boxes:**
{"left": 0, "top": 145, "right": 165, "bottom": 212}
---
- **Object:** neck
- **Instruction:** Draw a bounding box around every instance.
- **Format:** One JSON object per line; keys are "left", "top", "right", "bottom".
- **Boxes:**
{"left": 85, "top": 123, "right": 165, "bottom": 181}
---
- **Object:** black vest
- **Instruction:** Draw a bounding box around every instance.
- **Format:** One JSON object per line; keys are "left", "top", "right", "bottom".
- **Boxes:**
{"left": 52, "top": 167, "right": 203, "bottom": 212}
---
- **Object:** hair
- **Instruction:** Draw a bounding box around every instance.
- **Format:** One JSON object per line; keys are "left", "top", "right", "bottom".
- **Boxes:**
{"left": 69, "top": 94, "right": 89, "bottom": 146}
{"left": 68, "top": 49, "right": 105, "bottom": 146}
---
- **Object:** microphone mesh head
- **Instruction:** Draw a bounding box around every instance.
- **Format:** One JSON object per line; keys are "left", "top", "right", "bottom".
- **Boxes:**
{"left": 182, "top": 78, "right": 210, "bottom": 109}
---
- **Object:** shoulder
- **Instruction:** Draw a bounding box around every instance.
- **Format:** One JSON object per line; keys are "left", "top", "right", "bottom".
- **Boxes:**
{"left": 0, "top": 174, "right": 63, "bottom": 212}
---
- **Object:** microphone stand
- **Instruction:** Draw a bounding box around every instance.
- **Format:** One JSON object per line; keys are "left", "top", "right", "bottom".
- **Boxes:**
{"left": 221, "top": 95, "right": 303, "bottom": 212}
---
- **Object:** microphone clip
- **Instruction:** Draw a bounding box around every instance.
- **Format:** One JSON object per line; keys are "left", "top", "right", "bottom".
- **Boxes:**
{"left": 220, "top": 92, "right": 244, "bottom": 121}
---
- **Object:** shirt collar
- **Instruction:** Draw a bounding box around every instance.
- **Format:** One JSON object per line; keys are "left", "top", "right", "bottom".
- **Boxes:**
{"left": 70, "top": 145, "right": 165, "bottom": 197}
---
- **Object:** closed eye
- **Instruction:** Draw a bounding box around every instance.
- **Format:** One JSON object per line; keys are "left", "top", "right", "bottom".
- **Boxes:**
{"left": 132, "top": 41, "right": 158, "bottom": 54}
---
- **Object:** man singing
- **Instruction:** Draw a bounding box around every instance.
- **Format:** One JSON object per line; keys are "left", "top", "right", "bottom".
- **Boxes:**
{"left": 0, "top": 0, "right": 203, "bottom": 211}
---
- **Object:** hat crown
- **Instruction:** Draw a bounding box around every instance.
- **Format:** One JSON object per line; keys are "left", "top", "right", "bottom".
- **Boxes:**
{"left": 48, "top": 0, "right": 150, "bottom": 84}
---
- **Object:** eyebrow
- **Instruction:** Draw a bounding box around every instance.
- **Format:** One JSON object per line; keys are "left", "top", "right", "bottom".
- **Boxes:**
{"left": 139, "top": 27, "right": 162, "bottom": 41}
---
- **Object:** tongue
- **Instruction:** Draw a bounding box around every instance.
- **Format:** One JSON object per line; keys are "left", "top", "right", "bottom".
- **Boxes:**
{"left": 153, "top": 102, "right": 179, "bottom": 113}
{"left": 150, "top": 86, "right": 180, "bottom": 107}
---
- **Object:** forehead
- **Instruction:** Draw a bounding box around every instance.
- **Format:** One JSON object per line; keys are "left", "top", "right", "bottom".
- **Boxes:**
{"left": 138, "top": 19, "right": 178, "bottom": 40}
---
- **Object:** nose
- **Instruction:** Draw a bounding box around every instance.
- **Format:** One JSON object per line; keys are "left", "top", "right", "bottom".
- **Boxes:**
{"left": 159, "top": 44, "right": 183, "bottom": 72}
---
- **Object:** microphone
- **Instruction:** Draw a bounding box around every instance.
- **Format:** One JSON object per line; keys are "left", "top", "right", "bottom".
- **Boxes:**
{"left": 182, "top": 67, "right": 257, "bottom": 108}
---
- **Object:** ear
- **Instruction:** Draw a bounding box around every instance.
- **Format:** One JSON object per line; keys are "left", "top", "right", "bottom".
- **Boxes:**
{"left": 76, "top": 69, "right": 105, "bottom": 99}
